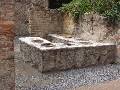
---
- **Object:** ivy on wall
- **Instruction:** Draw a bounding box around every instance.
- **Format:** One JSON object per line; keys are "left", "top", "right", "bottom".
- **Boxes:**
{"left": 59, "top": 0, "right": 120, "bottom": 24}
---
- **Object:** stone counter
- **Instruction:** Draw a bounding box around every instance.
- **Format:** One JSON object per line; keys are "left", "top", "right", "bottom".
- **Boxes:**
{"left": 19, "top": 37, "right": 117, "bottom": 72}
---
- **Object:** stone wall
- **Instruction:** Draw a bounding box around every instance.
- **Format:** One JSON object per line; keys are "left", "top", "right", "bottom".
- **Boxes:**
{"left": 14, "top": 0, "right": 31, "bottom": 36}
{"left": 14, "top": 0, "right": 63, "bottom": 37}
{"left": 0, "top": 0, "right": 14, "bottom": 21}
{"left": 14, "top": 0, "right": 120, "bottom": 42}
{"left": 0, "top": 21, "right": 15, "bottom": 90}
{"left": 0, "top": 0, "right": 15, "bottom": 90}
{"left": 31, "top": 0, "right": 48, "bottom": 8}
{"left": 63, "top": 13, "right": 120, "bottom": 43}
{"left": 29, "top": 7, "right": 63, "bottom": 37}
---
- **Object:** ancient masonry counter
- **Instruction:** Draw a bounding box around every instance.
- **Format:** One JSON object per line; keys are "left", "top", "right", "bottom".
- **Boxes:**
{"left": 19, "top": 35, "right": 117, "bottom": 72}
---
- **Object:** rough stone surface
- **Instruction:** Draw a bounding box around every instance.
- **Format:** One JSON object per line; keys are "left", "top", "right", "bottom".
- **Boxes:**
{"left": 15, "top": 0, "right": 31, "bottom": 36}
{"left": 116, "top": 46, "right": 120, "bottom": 63}
{"left": 19, "top": 36, "right": 116, "bottom": 72}
{"left": 14, "top": 0, "right": 63, "bottom": 37}
{"left": 0, "top": 0, "right": 14, "bottom": 21}
{"left": 31, "top": 0, "right": 48, "bottom": 8}
{"left": 63, "top": 13, "right": 120, "bottom": 44}
{"left": 0, "top": 21, "right": 15, "bottom": 90}
{"left": 0, "top": 0, "right": 15, "bottom": 89}
{"left": 29, "top": 7, "right": 63, "bottom": 37}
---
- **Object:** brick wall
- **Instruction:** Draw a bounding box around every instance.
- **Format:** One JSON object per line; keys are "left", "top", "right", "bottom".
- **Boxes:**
{"left": 0, "top": 0, "right": 15, "bottom": 90}
{"left": 0, "top": 21, "right": 15, "bottom": 90}
{"left": 29, "top": 7, "right": 63, "bottom": 37}
{"left": 28, "top": 0, "right": 63, "bottom": 37}
{"left": 0, "top": 0, "right": 14, "bottom": 21}
{"left": 14, "top": 0, "right": 63, "bottom": 37}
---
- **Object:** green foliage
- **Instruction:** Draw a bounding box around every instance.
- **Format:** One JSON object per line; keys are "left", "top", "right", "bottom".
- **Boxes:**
{"left": 94, "top": 0, "right": 120, "bottom": 23}
{"left": 59, "top": 0, "right": 120, "bottom": 24}
{"left": 104, "top": 1, "right": 120, "bottom": 23}
{"left": 59, "top": 0, "right": 93, "bottom": 20}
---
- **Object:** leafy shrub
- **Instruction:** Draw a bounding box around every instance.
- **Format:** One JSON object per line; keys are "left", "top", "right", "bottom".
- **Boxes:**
{"left": 59, "top": 0, "right": 92, "bottom": 20}
{"left": 59, "top": 0, "right": 120, "bottom": 24}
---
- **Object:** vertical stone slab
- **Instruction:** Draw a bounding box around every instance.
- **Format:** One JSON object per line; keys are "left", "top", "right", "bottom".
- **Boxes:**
{"left": 14, "top": 0, "right": 31, "bottom": 36}
{"left": 116, "top": 46, "right": 120, "bottom": 63}
{"left": 0, "top": 21, "right": 15, "bottom": 90}
{"left": 63, "top": 14, "right": 75, "bottom": 35}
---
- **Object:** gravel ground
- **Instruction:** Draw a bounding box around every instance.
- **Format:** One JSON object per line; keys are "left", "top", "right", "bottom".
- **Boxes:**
{"left": 14, "top": 38, "right": 120, "bottom": 90}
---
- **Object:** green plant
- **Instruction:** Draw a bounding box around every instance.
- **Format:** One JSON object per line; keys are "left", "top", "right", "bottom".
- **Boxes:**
{"left": 59, "top": 0, "right": 93, "bottom": 21}
{"left": 59, "top": 0, "right": 120, "bottom": 24}
{"left": 95, "top": 0, "right": 120, "bottom": 24}
{"left": 106, "top": 1, "right": 120, "bottom": 23}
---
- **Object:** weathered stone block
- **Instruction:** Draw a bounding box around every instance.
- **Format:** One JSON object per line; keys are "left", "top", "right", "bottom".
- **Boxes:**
{"left": 115, "top": 46, "right": 120, "bottom": 63}
{"left": 19, "top": 37, "right": 116, "bottom": 72}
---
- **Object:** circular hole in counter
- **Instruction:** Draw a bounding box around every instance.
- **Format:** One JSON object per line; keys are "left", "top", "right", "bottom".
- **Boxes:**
{"left": 64, "top": 42, "right": 75, "bottom": 46}
{"left": 76, "top": 38, "right": 86, "bottom": 41}
{"left": 41, "top": 43, "right": 55, "bottom": 47}
{"left": 79, "top": 41, "right": 93, "bottom": 45}
{"left": 32, "top": 40, "right": 43, "bottom": 43}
